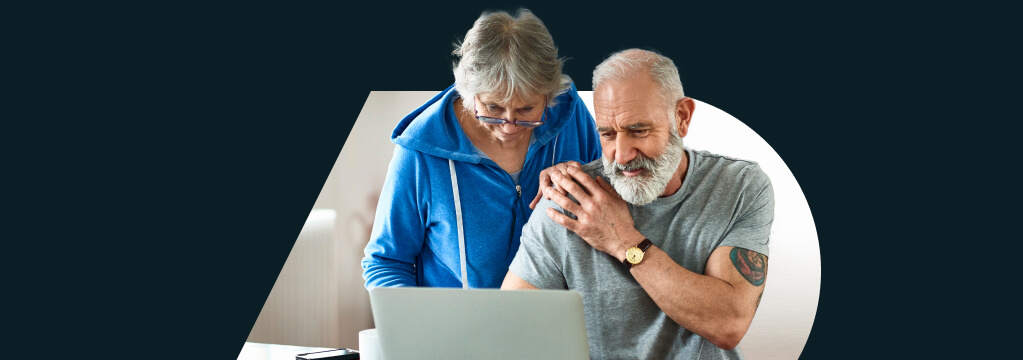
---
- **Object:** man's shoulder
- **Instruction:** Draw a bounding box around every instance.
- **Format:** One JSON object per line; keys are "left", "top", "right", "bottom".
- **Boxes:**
{"left": 692, "top": 149, "right": 770, "bottom": 185}
{"left": 692, "top": 148, "right": 761, "bottom": 170}
{"left": 580, "top": 158, "right": 604, "bottom": 178}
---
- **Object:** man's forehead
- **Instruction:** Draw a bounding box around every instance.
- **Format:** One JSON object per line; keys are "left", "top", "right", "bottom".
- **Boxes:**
{"left": 593, "top": 94, "right": 665, "bottom": 130}
{"left": 594, "top": 76, "right": 661, "bottom": 107}
{"left": 596, "top": 122, "right": 654, "bottom": 131}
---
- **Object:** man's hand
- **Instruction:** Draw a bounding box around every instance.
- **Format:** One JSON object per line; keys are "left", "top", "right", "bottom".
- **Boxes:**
{"left": 543, "top": 166, "right": 644, "bottom": 259}
{"left": 530, "top": 161, "right": 583, "bottom": 209}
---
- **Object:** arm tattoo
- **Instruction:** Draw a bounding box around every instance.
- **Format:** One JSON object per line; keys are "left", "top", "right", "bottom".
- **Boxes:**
{"left": 730, "top": 247, "right": 767, "bottom": 286}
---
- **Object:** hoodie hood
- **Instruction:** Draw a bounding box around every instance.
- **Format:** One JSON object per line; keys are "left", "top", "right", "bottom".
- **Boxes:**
{"left": 391, "top": 83, "right": 585, "bottom": 163}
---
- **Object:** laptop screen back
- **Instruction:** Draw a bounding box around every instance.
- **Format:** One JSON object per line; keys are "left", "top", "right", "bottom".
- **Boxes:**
{"left": 368, "top": 287, "right": 590, "bottom": 360}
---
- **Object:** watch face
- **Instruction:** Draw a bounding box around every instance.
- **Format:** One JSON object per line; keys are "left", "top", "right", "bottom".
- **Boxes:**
{"left": 626, "top": 247, "right": 644, "bottom": 264}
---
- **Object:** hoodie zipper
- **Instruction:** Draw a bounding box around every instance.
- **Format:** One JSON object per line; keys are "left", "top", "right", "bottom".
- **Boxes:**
{"left": 507, "top": 183, "right": 522, "bottom": 260}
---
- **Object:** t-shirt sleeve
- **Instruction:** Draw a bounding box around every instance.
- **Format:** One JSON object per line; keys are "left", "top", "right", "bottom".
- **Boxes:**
{"left": 508, "top": 199, "right": 568, "bottom": 289}
{"left": 718, "top": 163, "right": 775, "bottom": 257}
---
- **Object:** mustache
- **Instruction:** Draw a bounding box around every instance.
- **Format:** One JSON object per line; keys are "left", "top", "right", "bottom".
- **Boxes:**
{"left": 608, "top": 153, "right": 658, "bottom": 175}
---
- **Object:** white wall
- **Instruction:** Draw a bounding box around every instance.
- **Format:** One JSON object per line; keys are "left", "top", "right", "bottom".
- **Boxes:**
{"left": 247, "top": 92, "right": 437, "bottom": 349}
{"left": 250, "top": 91, "right": 821, "bottom": 359}
{"left": 246, "top": 209, "right": 342, "bottom": 348}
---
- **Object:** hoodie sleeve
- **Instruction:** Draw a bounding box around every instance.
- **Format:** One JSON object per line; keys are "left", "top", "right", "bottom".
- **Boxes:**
{"left": 362, "top": 145, "right": 430, "bottom": 288}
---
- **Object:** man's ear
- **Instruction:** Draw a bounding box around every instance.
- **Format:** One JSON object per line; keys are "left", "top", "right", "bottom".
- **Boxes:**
{"left": 675, "top": 97, "right": 695, "bottom": 138}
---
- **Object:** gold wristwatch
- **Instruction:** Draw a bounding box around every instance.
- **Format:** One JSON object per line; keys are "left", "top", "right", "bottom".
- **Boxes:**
{"left": 623, "top": 239, "right": 653, "bottom": 268}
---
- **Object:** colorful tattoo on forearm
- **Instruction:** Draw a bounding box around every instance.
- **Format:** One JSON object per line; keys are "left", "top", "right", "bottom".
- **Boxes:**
{"left": 730, "top": 247, "right": 767, "bottom": 286}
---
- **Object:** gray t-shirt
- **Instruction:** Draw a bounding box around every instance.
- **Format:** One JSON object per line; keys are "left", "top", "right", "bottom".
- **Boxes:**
{"left": 508, "top": 148, "right": 774, "bottom": 360}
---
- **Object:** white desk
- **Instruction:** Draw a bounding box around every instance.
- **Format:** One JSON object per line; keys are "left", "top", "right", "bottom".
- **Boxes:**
{"left": 237, "top": 342, "right": 336, "bottom": 360}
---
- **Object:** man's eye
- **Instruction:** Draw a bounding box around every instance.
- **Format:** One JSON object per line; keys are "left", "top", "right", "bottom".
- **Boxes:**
{"left": 633, "top": 129, "right": 649, "bottom": 136}
{"left": 601, "top": 132, "right": 615, "bottom": 139}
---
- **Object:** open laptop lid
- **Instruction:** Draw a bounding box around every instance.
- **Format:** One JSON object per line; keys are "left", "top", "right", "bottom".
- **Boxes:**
{"left": 368, "top": 287, "right": 590, "bottom": 360}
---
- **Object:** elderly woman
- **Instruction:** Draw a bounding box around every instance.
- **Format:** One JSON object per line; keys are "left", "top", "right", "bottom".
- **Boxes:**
{"left": 362, "top": 9, "right": 601, "bottom": 289}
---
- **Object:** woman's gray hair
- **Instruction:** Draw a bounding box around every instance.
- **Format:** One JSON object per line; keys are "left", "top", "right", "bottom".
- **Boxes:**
{"left": 592, "top": 49, "right": 686, "bottom": 130}
{"left": 453, "top": 9, "right": 570, "bottom": 110}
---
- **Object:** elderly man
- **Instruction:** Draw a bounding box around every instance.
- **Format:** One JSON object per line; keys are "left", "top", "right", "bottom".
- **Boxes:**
{"left": 502, "top": 49, "right": 773, "bottom": 359}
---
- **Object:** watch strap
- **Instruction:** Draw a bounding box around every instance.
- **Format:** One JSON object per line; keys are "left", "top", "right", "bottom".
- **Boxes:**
{"left": 637, "top": 238, "right": 653, "bottom": 252}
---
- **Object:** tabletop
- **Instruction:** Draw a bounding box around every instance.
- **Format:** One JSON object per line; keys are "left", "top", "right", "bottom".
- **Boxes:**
{"left": 237, "top": 342, "right": 337, "bottom": 360}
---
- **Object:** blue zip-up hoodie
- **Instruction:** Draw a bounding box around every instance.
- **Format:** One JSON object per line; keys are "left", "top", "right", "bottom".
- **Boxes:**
{"left": 362, "top": 84, "right": 601, "bottom": 288}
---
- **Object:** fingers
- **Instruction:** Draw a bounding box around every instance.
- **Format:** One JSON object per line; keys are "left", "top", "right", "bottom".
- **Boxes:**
{"left": 539, "top": 168, "right": 553, "bottom": 188}
{"left": 595, "top": 176, "right": 622, "bottom": 200}
{"left": 545, "top": 206, "right": 578, "bottom": 233}
{"left": 550, "top": 171, "right": 591, "bottom": 202}
{"left": 564, "top": 162, "right": 582, "bottom": 170}
{"left": 533, "top": 165, "right": 568, "bottom": 209}
{"left": 562, "top": 165, "right": 604, "bottom": 198}
{"left": 530, "top": 190, "right": 543, "bottom": 209}
{"left": 534, "top": 169, "right": 553, "bottom": 210}
{"left": 554, "top": 162, "right": 583, "bottom": 182}
{"left": 548, "top": 161, "right": 583, "bottom": 182}
{"left": 543, "top": 186, "right": 583, "bottom": 215}
{"left": 541, "top": 161, "right": 581, "bottom": 180}
{"left": 554, "top": 161, "right": 582, "bottom": 172}
{"left": 532, "top": 161, "right": 590, "bottom": 211}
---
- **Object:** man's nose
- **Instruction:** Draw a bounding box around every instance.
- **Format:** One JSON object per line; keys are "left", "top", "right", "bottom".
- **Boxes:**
{"left": 614, "top": 136, "right": 637, "bottom": 165}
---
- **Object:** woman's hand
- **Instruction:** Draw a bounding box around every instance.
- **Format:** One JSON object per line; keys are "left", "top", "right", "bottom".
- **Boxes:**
{"left": 530, "top": 161, "right": 583, "bottom": 209}
{"left": 543, "top": 166, "right": 642, "bottom": 259}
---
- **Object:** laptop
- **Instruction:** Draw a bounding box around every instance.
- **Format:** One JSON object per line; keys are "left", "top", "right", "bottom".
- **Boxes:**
{"left": 368, "top": 287, "right": 590, "bottom": 360}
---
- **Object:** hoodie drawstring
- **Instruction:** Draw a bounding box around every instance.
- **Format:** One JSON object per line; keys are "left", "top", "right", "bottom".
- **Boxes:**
{"left": 552, "top": 134, "right": 559, "bottom": 167}
{"left": 449, "top": 159, "right": 469, "bottom": 289}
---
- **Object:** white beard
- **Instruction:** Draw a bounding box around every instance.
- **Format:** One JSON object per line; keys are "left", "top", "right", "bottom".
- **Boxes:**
{"left": 601, "top": 134, "right": 684, "bottom": 205}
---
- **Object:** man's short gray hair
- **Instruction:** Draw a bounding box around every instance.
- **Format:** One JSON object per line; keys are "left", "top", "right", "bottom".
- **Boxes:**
{"left": 592, "top": 49, "right": 686, "bottom": 129}
{"left": 453, "top": 9, "right": 570, "bottom": 109}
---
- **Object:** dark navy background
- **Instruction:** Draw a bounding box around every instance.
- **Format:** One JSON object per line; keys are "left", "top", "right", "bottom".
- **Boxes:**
{"left": 8, "top": 2, "right": 1009, "bottom": 359}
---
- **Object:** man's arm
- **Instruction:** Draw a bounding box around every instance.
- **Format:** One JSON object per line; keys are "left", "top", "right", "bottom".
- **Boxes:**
{"left": 501, "top": 271, "right": 540, "bottom": 290}
{"left": 628, "top": 244, "right": 766, "bottom": 350}
{"left": 544, "top": 167, "right": 769, "bottom": 350}
{"left": 503, "top": 194, "right": 572, "bottom": 291}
